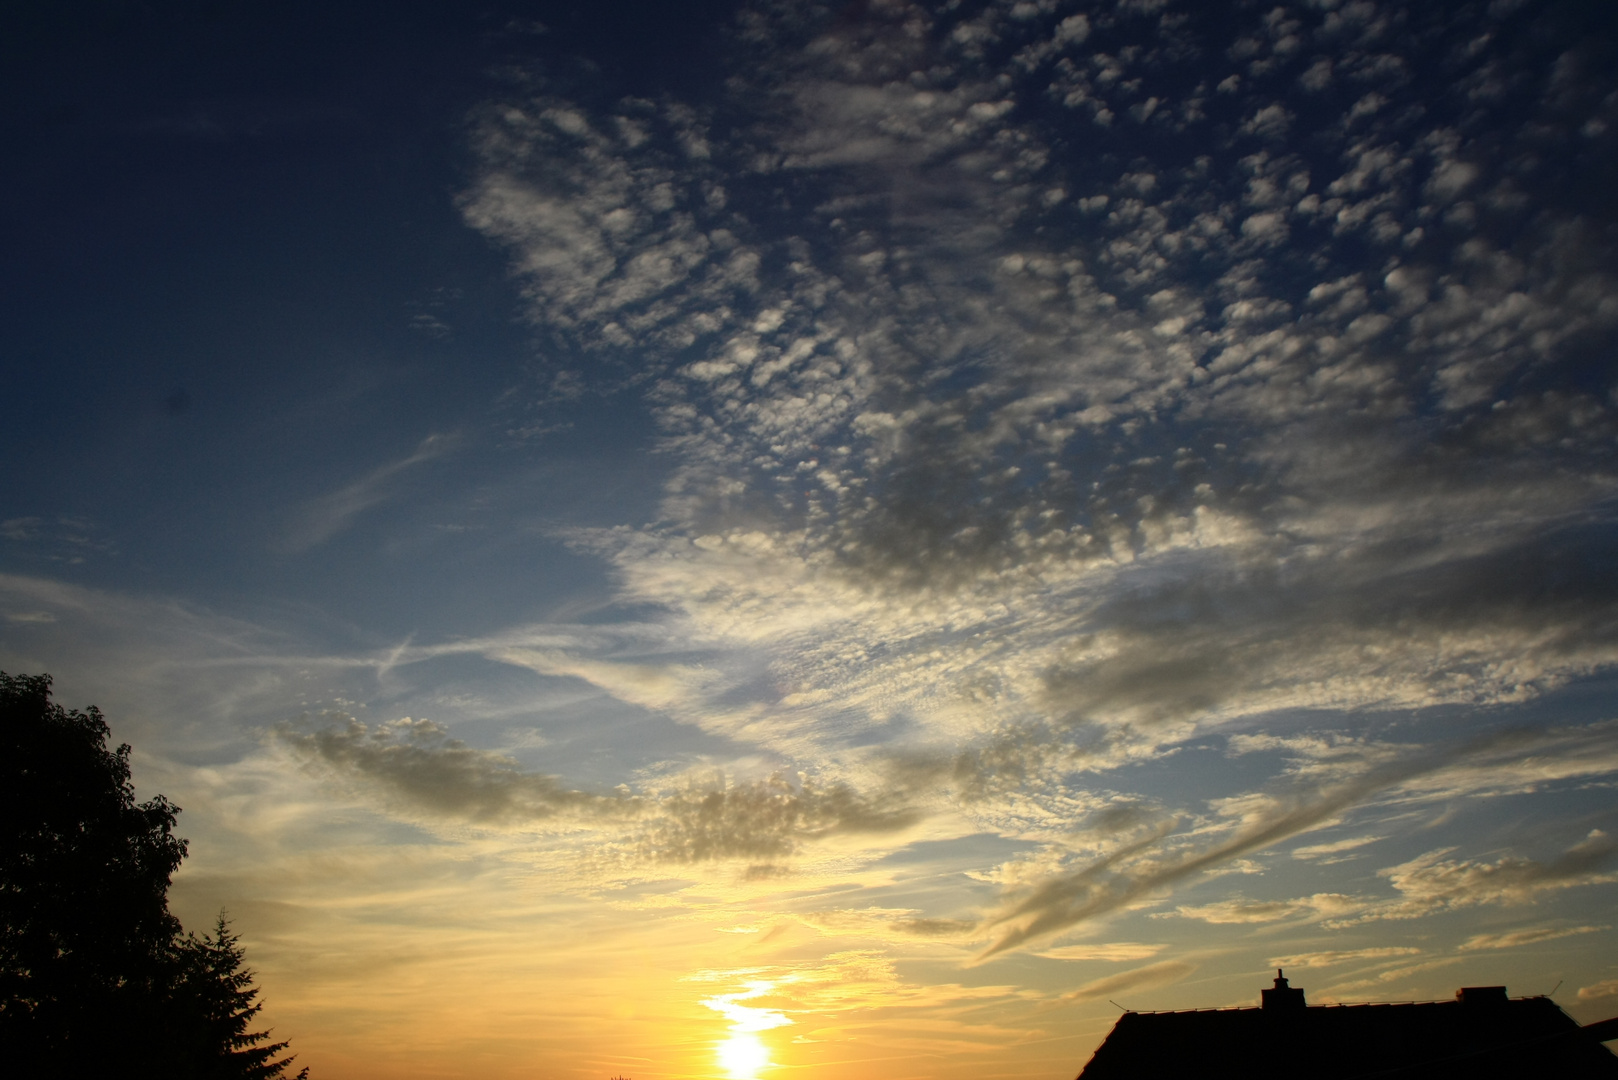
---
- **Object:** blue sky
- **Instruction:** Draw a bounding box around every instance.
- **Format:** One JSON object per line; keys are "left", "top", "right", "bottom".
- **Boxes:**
{"left": 4, "top": 2, "right": 1618, "bottom": 1078}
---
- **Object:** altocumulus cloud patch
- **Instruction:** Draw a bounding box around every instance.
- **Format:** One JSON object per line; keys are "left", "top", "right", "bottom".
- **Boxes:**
{"left": 449, "top": 0, "right": 1618, "bottom": 951}
{"left": 276, "top": 714, "right": 923, "bottom": 868}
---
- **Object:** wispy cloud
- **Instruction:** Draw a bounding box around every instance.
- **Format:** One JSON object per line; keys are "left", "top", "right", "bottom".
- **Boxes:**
{"left": 1171, "top": 832, "right": 1618, "bottom": 932}
{"left": 1328, "top": 956, "right": 1469, "bottom": 995}
{"left": 1578, "top": 980, "right": 1618, "bottom": 1005}
{"left": 1168, "top": 895, "right": 1371, "bottom": 926}
{"left": 1356, "top": 831, "right": 1618, "bottom": 923}
{"left": 1061, "top": 960, "right": 1198, "bottom": 1004}
{"left": 682, "top": 951, "right": 1031, "bottom": 1041}
{"left": 280, "top": 434, "right": 453, "bottom": 552}
{"left": 798, "top": 908, "right": 978, "bottom": 943}
{"left": 978, "top": 732, "right": 1527, "bottom": 955}
{"left": 1291, "top": 835, "right": 1382, "bottom": 861}
{"left": 1267, "top": 947, "right": 1422, "bottom": 970}
{"left": 1457, "top": 924, "right": 1607, "bottom": 951}
{"left": 1039, "top": 943, "right": 1167, "bottom": 962}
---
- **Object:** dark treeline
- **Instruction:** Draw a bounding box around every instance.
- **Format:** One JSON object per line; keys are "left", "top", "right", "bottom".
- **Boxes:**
{"left": 0, "top": 672, "right": 308, "bottom": 1080}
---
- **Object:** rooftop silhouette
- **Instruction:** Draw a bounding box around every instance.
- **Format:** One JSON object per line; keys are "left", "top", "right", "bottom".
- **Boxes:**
{"left": 1076, "top": 971, "right": 1618, "bottom": 1080}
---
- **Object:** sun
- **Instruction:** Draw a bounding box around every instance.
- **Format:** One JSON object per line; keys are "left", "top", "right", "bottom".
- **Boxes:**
{"left": 717, "top": 1033, "right": 771, "bottom": 1080}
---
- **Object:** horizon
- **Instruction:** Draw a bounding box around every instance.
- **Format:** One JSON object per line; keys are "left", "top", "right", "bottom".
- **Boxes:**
{"left": 4, "top": 1, "right": 1618, "bottom": 1077}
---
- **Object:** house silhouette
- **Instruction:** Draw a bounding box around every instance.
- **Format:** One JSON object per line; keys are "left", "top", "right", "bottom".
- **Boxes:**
{"left": 1076, "top": 970, "right": 1618, "bottom": 1079}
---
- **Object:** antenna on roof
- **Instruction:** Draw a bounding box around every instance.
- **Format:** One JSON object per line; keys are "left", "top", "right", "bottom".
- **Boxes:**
{"left": 1108, "top": 999, "right": 1128, "bottom": 1011}
{"left": 1549, "top": 980, "right": 1563, "bottom": 999}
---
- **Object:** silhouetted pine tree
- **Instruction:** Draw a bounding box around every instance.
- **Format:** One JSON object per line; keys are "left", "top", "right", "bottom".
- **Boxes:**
{"left": 0, "top": 672, "right": 308, "bottom": 1080}
{"left": 172, "top": 915, "right": 308, "bottom": 1080}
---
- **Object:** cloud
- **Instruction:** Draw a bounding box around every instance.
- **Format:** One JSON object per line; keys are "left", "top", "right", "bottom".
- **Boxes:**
{"left": 1578, "top": 980, "right": 1618, "bottom": 1005}
{"left": 280, "top": 434, "right": 452, "bottom": 552}
{"left": 276, "top": 714, "right": 920, "bottom": 863}
{"left": 684, "top": 950, "right": 1027, "bottom": 1037}
{"left": 1167, "top": 894, "right": 1369, "bottom": 926}
{"left": 460, "top": 0, "right": 1618, "bottom": 816}
{"left": 1328, "top": 956, "right": 1468, "bottom": 994}
{"left": 0, "top": 517, "right": 42, "bottom": 541}
{"left": 276, "top": 714, "right": 623, "bottom": 824}
{"left": 797, "top": 908, "right": 978, "bottom": 942}
{"left": 1266, "top": 947, "right": 1422, "bottom": 969}
{"left": 1062, "top": 960, "right": 1198, "bottom": 1003}
{"left": 0, "top": 572, "right": 386, "bottom": 753}
{"left": 1291, "top": 835, "right": 1382, "bottom": 860}
{"left": 890, "top": 916, "right": 978, "bottom": 938}
{"left": 28, "top": 0, "right": 1618, "bottom": 984}
{"left": 1039, "top": 943, "right": 1167, "bottom": 962}
{"left": 88, "top": 3, "right": 1607, "bottom": 1025}
{"left": 0, "top": 516, "right": 116, "bottom": 565}
{"left": 1164, "top": 831, "right": 1618, "bottom": 933}
{"left": 1458, "top": 925, "right": 1607, "bottom": 951}
{"left": 1356, "top": 831, "right": 1618, "bottom": 923}
{"left": 978, "top": 732, "right": 1524, "bottom": 955}
{"left": 12, "top": 6, "right": 1618, "bottom": 1071}
{"left": 491, "top": 647, "right": 715, "bottom": 713}
{"left": 628, "top": 771, "right": 922, "bottom": 864}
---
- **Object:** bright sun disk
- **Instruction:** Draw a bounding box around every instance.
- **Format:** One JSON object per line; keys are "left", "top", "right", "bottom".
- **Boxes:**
{"left": 718, "top": 1033, "right": 770, "bottom": 1080}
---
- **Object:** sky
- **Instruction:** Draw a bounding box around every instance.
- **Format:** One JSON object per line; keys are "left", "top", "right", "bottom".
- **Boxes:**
{"left": 3, "top": 0, "right": 1618, "bottom": 1077}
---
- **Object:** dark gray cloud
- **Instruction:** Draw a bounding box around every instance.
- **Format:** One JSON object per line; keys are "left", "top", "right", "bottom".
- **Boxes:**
{"left": 277, "top": 714, "right": 620, "bottom": 824}
{"left": 277, "top": 714, "right": 920, "bottom": 864}
{"left": 630, "top": 771, "right": 921, "bottom": 863}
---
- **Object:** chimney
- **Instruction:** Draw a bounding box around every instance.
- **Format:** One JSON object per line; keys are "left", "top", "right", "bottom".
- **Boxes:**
{"left": 1262, "top": 969, "right": 1307, "bottom": 1011}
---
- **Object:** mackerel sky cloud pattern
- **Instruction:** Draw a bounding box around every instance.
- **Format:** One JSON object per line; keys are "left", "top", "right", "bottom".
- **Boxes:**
{"left": 458, "top": 0, "right": 1618, "bottom": 949}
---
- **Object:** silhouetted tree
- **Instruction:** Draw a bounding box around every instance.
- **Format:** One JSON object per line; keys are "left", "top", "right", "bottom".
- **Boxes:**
{"left": 171, "top": 916, "right": 308, "bottom": 1080}
{"left": 0, "top": 672, "right": 307, "bottom": 1079}
{"left": 0, "top": 671, "right": 186, "bottom": 1075}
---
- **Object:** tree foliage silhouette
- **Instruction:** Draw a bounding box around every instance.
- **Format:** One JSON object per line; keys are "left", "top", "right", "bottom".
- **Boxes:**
{"left": 0, "top": 672, "right": 307, "bottom": 1079}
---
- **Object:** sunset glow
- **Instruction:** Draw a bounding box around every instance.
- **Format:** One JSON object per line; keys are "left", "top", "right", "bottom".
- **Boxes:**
{"left": 703, "top": 976, "right": 791, "bottom": 1080}
{"left": 6, "top": 1, "right": 1618, "bottom": 1078}
{"left": 717, "top": 1034, "right": 771, "bottom": 1080}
